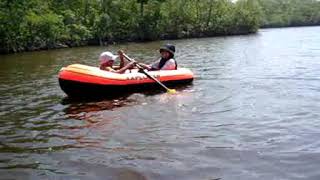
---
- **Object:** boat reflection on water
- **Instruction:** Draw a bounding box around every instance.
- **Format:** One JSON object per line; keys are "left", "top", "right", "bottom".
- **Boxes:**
{"left": 60, "top": 89, "right": 164, "bottom": 120}
{"left": 61, "top": 96, "right": 131, "bottom": 122}
{"left": 61, "top": 83, "right": 193, "bottom": 119}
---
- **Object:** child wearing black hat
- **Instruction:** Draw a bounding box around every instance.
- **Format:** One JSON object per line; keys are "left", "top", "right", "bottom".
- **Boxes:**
{"left": 138, "top": 44, "right": 177, "bottom": 71}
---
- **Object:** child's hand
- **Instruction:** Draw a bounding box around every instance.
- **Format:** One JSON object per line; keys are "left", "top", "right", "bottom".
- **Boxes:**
{"left": 118, "top": 50, "right": 124, "bottom": 59}
{"left": 128, "top": 61, "right": 136, "bottom": 68}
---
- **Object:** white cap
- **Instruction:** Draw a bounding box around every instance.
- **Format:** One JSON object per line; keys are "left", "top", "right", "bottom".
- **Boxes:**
{"left": 99, "top": 51, "right": 118, "bottom": 63}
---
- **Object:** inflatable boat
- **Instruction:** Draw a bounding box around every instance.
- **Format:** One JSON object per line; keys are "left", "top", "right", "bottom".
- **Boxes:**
{"left": 58, "top": 64, "right": 194, "bottom": 97}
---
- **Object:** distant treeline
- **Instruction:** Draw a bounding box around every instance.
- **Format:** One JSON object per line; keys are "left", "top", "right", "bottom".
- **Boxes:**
{"left": 258, "top": 0, "right": 320, "bottom": 28}
{"left": 0, "top": 0, "right": 319, "bottom": 54}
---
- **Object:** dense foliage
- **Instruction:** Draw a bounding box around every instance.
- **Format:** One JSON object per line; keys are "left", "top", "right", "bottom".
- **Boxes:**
{"left": 258, "top": 0, "right": 320, "bottom": 28}
{"left": 0, "top": 0, "right": 319, "bottom": 54}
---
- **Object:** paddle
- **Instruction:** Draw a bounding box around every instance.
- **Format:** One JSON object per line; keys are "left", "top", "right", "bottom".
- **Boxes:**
{"left": 122, "top": 53, "right": 176, "bottom": 94}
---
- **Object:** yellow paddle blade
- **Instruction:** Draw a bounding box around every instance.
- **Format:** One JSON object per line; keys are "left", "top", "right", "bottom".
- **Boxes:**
{"left": 167, "top": 89, "right": 176, "bottom": 94}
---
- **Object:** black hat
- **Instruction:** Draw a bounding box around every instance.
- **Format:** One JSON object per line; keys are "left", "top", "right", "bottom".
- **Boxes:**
{"left": 160, "top": 44, "right": 175, "bottom": 55}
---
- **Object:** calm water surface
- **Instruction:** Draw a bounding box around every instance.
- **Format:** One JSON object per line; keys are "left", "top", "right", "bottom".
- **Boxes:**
{"left": 1, "top": 27, "right": 320, "bottom": 180}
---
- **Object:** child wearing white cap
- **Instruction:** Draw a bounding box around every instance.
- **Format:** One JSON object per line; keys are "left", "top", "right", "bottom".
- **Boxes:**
{"left": 99, "top": 50, "right": 136, "bottom": 73}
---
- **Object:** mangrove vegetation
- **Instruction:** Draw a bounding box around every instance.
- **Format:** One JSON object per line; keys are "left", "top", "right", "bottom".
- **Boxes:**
{"left": 1, "top": 0, "right": 320, "bottom": 54}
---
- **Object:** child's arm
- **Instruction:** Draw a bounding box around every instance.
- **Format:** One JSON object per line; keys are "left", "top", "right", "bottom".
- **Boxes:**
{"left": 136, "top": 63, "right": 151, "bottom": 70}
{"left": 115, "top": 61, "right": 136, "bottom": 74}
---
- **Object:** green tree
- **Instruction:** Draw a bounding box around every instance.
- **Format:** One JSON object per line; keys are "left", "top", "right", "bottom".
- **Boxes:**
{"left": 6, "top": 0, "right": 318, "bottom": 54}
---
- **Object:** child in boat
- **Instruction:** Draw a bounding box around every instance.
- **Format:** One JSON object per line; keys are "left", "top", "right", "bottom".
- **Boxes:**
{"left": 138, "top": 44, "right": 177, "bottom": 71}
{"left": 99, "top": 51, "right": 136, "bottom": 73}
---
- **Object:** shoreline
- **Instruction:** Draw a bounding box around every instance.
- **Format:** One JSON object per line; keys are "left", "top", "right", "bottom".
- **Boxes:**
{"left": 261, "top": 23, "right": 320, "bottom": 29}
{"left": 0, "top": 31, "right": 253, "bottom": 55}
{"left": 1, "top": 25, "right": 319, "bottom": 55}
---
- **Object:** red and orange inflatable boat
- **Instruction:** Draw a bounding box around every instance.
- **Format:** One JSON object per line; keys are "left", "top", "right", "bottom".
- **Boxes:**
{"left": 58, "top": 64, "right": 194, "bottom": 97}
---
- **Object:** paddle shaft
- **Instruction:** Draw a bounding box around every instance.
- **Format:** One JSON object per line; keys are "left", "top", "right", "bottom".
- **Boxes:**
{"left": 122, "top": 53, "right": 174, "bottom": 92}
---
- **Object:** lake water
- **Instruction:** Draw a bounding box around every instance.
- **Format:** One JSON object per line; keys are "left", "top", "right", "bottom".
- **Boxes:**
{"left": 1, "top": 26, "right": 320, "bottom": 180}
